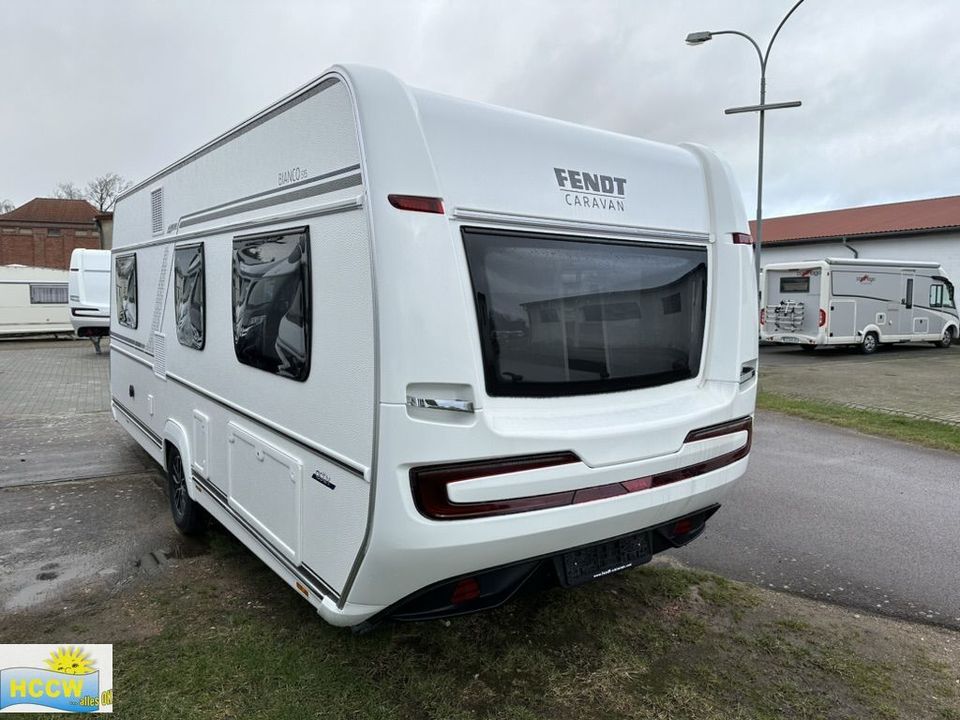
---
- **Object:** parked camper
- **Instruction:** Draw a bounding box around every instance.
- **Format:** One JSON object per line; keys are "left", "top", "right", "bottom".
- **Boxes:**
{"left": 110, "top": 64, "right": 758, "bottom": 627}
{"left": 0, "top": 265, "right": 72, "bottom": 337}
{"left": 761, "top": 259, "right": 958, "bottom": 353}
{"left": 69, "top": 248, "right": 111, "bottom": 353}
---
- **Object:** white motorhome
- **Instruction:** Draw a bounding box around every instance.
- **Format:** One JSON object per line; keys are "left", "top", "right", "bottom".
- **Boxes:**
{"left": 0, "top": 265, "right": 72, "bottom": 337}
{"left": 762, "top": 259, "right": 958, "bottom": 353}
{"left": 110, "top": 64, "right": 758, "bottom": 628}
{"left": 69, "top": 248, "right": 111, "bottom": 353}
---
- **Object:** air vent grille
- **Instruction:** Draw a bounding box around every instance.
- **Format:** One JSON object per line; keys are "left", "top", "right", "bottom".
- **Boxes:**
{"left": 151, "top": 188, "right": 164, "bottom": 235}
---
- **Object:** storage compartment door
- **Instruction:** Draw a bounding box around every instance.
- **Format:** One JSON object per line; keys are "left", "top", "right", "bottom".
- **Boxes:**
{"left": 829, "top": 299, "right": 856, "bottom": 340}
{"left": 227, "top": 422, "right": 302, "bottom": 563}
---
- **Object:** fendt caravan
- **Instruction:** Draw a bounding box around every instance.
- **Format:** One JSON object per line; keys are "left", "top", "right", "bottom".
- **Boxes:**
{"left": 110, "top": 64, "right": 758, "bottom": 627}
{"left": 69, "top": 248, "right": 111, "bottom": 353}
{"left": 762, "top": 259, "right": 958, "bottom": 353}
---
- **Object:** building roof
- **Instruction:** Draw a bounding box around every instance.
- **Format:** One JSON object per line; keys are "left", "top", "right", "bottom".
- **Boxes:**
{"left": 751, "top": 194, "right": 960, "bottom": 246}
{"left": 0, "top": 198, "right": 101, "bottom": 225}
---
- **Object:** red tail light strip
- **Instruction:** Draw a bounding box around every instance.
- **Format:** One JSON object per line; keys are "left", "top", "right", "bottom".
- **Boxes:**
{"left": 387, "top": 194, "right": 445, "bottom": 214}
{"left": 411, "top": 417, "right": 753, "bottom": 520}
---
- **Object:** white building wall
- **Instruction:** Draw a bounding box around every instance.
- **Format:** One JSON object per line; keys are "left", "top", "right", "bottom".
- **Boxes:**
{"left": 762, "top": 231, "right": 960, "bottom": 283}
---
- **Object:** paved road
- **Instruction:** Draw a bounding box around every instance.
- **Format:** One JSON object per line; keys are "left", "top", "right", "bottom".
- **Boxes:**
{"left": 674, "top": 411, "right": 960, "bottom": 629}
{"left": 760, "top": 343, "right": 960, "bottom": 426}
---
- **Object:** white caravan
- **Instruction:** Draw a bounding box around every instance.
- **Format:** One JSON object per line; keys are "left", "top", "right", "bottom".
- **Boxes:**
{"left": 110, "top": 64, "right": 758, "bottom": 628}
{"left": 69, "top": 248, "right": 111, "bottom": 353}
{"left": 762, "top": 259, "right": 958, "bottom": 353}
{"left": 0, "top": 265, "right": 72, "bottom": 337}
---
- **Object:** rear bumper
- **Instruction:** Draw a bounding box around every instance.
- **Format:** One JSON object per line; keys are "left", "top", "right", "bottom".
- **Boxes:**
{"left": 69, "top": 308, "right": 109, "bottom": 334}
{"left": 365, "top": 504, "right": 720, "bottom": 626}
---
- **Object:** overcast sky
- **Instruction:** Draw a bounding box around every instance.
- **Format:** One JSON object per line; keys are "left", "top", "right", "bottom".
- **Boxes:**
{"left": 3, "top": 0, "right": 958, "bottom": 219}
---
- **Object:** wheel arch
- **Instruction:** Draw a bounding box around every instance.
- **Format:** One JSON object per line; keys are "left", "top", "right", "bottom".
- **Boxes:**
{"left": 859, "top": 324, "right": 883, "bottom": 342}
{"left": 162, "top": 419, "right": 196, "bottom": 497}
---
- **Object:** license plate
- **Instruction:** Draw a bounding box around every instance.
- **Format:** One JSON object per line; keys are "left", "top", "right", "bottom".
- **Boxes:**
{"left": 555, "top": 532, "right": 652, "bottom": 587}
{"left": 780, "top": 336, "right": 800, "bottom": 343}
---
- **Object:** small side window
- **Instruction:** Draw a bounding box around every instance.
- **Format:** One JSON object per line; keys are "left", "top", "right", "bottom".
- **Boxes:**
{"left": 232, "top": 228, "right": 310, "bottom": 381}
{"left": 115, "top": 254, "right": 138, "bottom": 329}
{"left": 174, "top": 244, "right": 205, "bottom": 350}
{"left": 29, "top": 284, "right": 68, "bottom": 304}
{"left": 930, "top": 284, "right": 944, "bottom": 308}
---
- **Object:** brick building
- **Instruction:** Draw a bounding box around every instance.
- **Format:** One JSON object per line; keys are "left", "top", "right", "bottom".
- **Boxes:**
{"left": 0, "top": 198, "right": 110, "bottom": 269}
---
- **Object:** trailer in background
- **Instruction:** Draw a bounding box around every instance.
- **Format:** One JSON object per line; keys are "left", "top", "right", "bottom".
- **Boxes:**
{"left": 69, "top": 248, "right": 111, "bottom": 353}
{"left": 0, "top": 265, "right": 72, "bottom": 337}
{"left": 761, "top": 258, "right": 958, "bottom": 353}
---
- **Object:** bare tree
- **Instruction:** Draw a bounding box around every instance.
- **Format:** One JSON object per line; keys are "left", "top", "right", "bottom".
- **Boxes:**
{"left": 85, "top": 173, "right": 131, "bottom": 212}
{"left": 0, "top": 199, "right": 14, "bottom": 214}
{"left": 54, "top": 181, "right": 84, "bottom": 200}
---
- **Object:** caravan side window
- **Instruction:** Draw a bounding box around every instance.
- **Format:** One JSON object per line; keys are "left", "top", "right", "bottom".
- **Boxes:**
{"left": 174, "top": 244, "right": 205, "bottom": 350}
{"left": 930, "top": 284, "right": 944, "bottom": 308}
{"left": 231, "top": 228, "right": 310, "bottom": 381}
{"left": 115, "top": 254, "right": 138, "bottom": 329}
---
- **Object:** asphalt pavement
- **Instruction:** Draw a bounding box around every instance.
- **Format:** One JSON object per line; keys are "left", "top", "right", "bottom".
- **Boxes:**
{"left": 673, "top": 410, "right": 960, "bottom": 629}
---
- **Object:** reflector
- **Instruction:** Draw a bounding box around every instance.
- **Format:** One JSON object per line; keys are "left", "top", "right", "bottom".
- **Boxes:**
{"left": 387, "top": 194, "right": 445, "bottom": 214}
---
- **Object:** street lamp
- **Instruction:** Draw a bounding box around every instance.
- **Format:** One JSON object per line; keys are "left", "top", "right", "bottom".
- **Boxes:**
{"left": 686, "top": 0, "right": 806, "bottom": 288}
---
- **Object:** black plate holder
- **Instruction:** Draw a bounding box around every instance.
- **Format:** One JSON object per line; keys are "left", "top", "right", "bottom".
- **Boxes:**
{"left": 553, "top": 531, "right": 653, "bottom": 587}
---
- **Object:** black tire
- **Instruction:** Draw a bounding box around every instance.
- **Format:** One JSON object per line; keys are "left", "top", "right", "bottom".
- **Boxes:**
{"left": 860, "top": 332, "right": 879, "bottom": 355}
{"left": 935, "top": 327, "right": 955, "bottom": 349}
{"left": 167, "top": 445, "right": 207, "bottom": 536}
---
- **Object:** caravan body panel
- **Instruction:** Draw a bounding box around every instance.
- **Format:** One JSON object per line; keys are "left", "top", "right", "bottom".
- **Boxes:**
{"left": 111, "top": 64, "right": 757, "bottom": 626}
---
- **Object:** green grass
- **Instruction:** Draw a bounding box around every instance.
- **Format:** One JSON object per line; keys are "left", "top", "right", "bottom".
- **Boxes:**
{"left": 5, "top": 530, "right": 959, "bottom": 719}
{"left": 83, "top": 539, "right": 960, "bottom": 718}
{"left": 758, "top": 390, "right": 960, "bottom": 454}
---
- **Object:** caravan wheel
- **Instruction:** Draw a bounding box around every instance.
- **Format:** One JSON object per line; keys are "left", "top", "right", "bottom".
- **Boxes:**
{"left": 166, "top": 445, "right": 207, "bottom": 536}
{"left": 936, "top": 327, "right": 954, "bottom": 349}
{"left": 860, "top": 332, "right": 879, "bottom": 355}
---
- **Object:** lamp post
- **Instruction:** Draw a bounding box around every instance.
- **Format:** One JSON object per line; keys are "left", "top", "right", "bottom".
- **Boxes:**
{"left": 686, "top": 0, "right": 806, "bottom": 288}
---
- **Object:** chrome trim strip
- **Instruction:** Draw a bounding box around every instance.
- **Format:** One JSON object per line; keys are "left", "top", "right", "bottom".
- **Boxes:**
{"left": 112, "top": 398, "right": 162, "bottom": 448}
{"left": 109, "top": 331, "right": 150, "bottom": 353}
{"left": 406, "top": 395, "right": 475, "bottom": 414}
{"left": 179, "top": 172, "right": 362, "bottom": 229}
{"left": 110, "top": 196, "right": 363, "bottom": 253}
{"left": 451, "top": 207, "right": 711, "bottom": 243}
{"left": 181, "top": 164, "right": 362, "bottom": 220}
{"left": 192, "top": 471, "right": 340, "bottom": 603}
{"left": 165, "top": 371, "right": 366, "bottom": 478}
{"left": 110, "top": 342, "right": 154, "bottom": 369}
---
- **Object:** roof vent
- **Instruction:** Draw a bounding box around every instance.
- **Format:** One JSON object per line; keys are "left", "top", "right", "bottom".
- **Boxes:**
{"left": 151, "top": 188, "right": 164, "bottom": 235}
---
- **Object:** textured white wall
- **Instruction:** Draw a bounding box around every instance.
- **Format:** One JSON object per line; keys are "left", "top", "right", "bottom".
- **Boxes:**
{"left": 762, "top": 232, "right": 960, "bottom": 283}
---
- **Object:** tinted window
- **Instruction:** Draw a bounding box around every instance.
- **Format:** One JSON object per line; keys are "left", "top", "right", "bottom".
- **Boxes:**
{"left": 232, "top": 229, "right": 310, "bottom": 381}
{"left": 174, "top": 244, "right": 205, "bottom": 350}
{"left": 115, "top": 254, "right": 138, "bottom": 329}
{"left": 780, "top": 276, "right": 810, "bottom": 293}
{"left": 29, "top": 284, "right": 68, "bottom": 304}
{"left": 463, "top": 228, "right": 707, "bottom": 397}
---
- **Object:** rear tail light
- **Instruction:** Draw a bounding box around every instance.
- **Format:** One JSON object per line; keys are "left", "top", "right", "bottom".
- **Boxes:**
{"left": 672, "top": 518, "right": 694, "bottom": 536}
{"left": 819, "top": 308, "right": 827, "bottom": 327}
{"left": 450, "top": 578, "right": 480, "bottom": 605}
{"left": 410, "top": 417, "right": 752, "bottom": 521}
{"left": 759, "top": 308, "right": 766, "bottom": 326}
{"left": 387, "top": 194, "right": 445, "bottom": 214}
{"left": 731, "top": 232, "right": 754, "bottom": 245}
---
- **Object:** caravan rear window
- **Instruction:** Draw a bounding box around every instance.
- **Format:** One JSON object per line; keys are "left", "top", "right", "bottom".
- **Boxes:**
{"left": 462, "top": 228, "right": 707, "bottom": 397}
{"left": 779, "top": 276, "right": 810, "bottom": 293}
{"left": 115, "top": 254, "right": 138, "bottom": 329}
{"left": 232, "top": 228, "right": 310, "bottom": 381}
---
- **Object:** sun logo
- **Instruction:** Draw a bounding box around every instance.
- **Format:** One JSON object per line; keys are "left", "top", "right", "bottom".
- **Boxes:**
{"left": 43, "top": 646, "right": 95, "bottom": 675}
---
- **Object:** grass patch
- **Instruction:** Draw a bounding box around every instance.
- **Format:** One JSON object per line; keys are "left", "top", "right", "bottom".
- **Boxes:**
{"left": 2, "top": 529, "right": 957, "bottom": 720}
{"left": 758, "top": 390, "right": 960, "bottom": 453}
